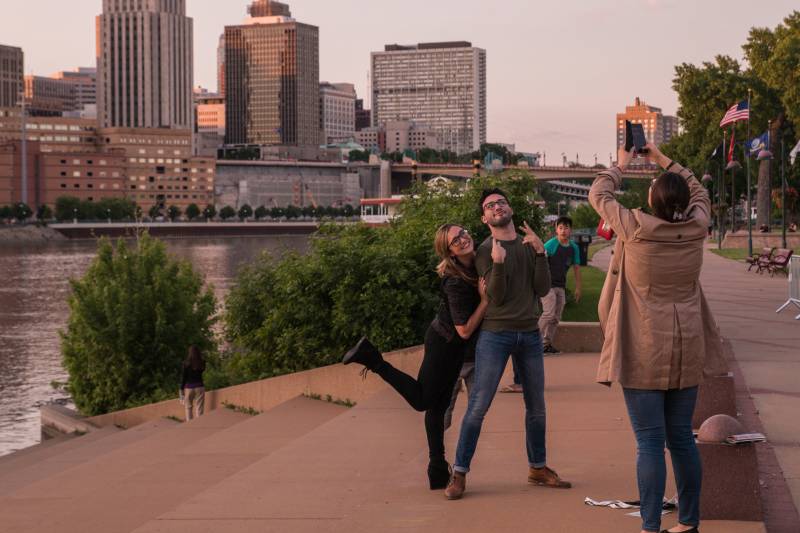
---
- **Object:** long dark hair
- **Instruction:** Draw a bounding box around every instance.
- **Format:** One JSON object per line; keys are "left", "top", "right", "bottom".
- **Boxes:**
{"left": 184, "top": 345, "right": 205, "bottom": 371}
{"left": 650, "top": 172, "right": 690, "bottom": 223}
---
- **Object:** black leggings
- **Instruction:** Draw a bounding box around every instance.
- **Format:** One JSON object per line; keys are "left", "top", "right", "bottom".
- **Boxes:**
{"left": 376, "top": 325, "right": 466, "bottom": 460}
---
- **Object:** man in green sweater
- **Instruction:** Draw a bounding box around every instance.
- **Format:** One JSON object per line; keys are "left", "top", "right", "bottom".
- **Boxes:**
{"left": 446, "top": 188, "right": 572, "bottom": 500}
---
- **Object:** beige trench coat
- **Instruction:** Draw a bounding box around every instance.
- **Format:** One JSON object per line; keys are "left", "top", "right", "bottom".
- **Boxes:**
{"left": 589, "top": 161, "right": 728, "bottom": 390}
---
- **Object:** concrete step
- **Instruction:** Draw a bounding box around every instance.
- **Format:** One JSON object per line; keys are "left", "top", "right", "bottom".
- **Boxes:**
{"left": 1, "top": 396, "right": 347, "bottom": 533}
{"left": 0, "top": 418, "right": 177, "bottom": 497}
{"left": 0, "top": 432, "right": 76, "bottom": 469}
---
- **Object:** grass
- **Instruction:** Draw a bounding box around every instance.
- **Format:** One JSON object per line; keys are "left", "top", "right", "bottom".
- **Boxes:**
{"left": 709, "top": 248, "right": 750, "bottom": 262}
{"left": 304, "top": 392, "right": 356, "bottom": 408}
{"left": 561, "top": 265, "right": 605, "bottom": 322}
{"left": 222, "top": 402, "right": 262, "bottom": 416}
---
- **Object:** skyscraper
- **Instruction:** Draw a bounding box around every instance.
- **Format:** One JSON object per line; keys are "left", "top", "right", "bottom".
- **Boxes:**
{"left": 0, "top": 45, "right": 24, "bottom": 108}
{"left": 216, "top": 34, "right": 225, "bottom": 97}
{"left": 320, "top": 82, "right": 356, "bottom": 144}
{"left": 224, "top": 1, "right": 320, "bottom": 147}
{"left": 371, "top": 42, "right": 487, "bottom": 154}
{"left": 96, "top": 0, "right": 194, "bottom": 130}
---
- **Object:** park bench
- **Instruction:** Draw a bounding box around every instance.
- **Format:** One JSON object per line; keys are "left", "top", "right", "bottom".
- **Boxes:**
{"left": 768, "top": 248, "right": 793, "bottom": 277}
{"left": 746, "top": 247, "right": 774, "bottom": 273}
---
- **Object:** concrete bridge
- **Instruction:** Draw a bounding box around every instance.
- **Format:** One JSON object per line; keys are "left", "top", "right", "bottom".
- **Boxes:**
{"left": 391, "top": 162, "right": 657, "bottom": 181}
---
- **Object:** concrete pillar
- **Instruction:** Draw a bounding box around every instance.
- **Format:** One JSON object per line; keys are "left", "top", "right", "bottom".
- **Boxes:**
{"left": 380, "top": 160, "right": 391, "bottom": 198}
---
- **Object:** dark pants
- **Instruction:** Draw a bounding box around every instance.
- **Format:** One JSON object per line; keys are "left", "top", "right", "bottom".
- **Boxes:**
{"left": 623, "top": 386, "right": 701, "bottom": 533}
{"left": 376, "top": 325, "right": 465, "bottom": 460}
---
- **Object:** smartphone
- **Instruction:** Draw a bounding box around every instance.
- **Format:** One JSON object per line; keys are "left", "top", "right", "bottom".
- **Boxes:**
{"left": 625, "top": 120, "right": 649, "bottom": 154}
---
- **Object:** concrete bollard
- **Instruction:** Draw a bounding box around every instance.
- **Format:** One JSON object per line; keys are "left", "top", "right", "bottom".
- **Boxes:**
{"left": 693, "top": 373, "right": 736, "bottom": 429}
{"left": 698, "top": 441, "right": 763, "bottom": 521}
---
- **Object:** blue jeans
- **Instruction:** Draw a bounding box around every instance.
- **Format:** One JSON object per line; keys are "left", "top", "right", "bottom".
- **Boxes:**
{"left": 454, "top": 330, "right": 546, "bottom": 473}
{"left": 623, "top": 387, "right": 701, "bottom": 532}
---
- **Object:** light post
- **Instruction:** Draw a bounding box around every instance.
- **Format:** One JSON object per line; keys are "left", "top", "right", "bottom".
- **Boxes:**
{"left": 702, "top": 171, "right": 713, "bottom": 240}
{"left": 726, "top": 159, "right": 741, "bottom": 235}
{"left": 106, "top": 208, "right": 111, "bottom": 224}
{"left": 561, "top": 152, "right": 566, "bottom": 167}
{"left": 594, "top": 153, "right": 598, "bottom": 167}
{"left": 781, "top": 136, "right": 787, "bottom": 249}
{"left": 73, "top": 207, "right": 78, "bottom": 224}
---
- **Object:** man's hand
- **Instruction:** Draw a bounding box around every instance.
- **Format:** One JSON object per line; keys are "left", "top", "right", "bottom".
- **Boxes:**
{"left": 519, "top": 221, "right": 544, "bottom": 254}
{"left": 478, "top": 277, "right": 488, "bottom": 302}
{"left": 491, "top": 238, "right": 506, "bottom": 264}
{"left": 574, "top": 287, "right": 582, "bottom": 303}
{"left": 617, "top": 146, "right": 634, "bottom": 171}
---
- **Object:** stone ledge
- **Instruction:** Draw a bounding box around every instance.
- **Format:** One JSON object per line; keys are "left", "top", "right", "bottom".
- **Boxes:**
{"left": 40, "top": 404, "right": 98, "bottom": 440}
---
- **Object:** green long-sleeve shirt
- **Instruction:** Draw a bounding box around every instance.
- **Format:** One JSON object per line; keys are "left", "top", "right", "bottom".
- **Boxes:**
{"left": 475, "top": 235, "right": 551, "bottom": 332}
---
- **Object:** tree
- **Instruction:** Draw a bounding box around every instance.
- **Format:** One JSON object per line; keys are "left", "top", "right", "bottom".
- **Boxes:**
{"left": 55, "top": 196, "right": 82, "bottom": 221}
{"left": 219, "top": 205, "right": 236, "bottom": 220}
{"left": 221, "top": 170, "right": 545, "bottom": 384}
{"left": 167, "top": 205, "right": 182, "bottom": 222}
{"left": 285, "top": 204, "right": 301, "bottom": 219}
{"left": 0, "top": 205, "right": 12, "bottom": 220}
{"left": 204, "top": 204, "right": 217, "bottom": 220}
{"left": 342, "top": 204, "right": 355, "bottom": 218}
{"left": 185, "top": 203, "right": 201, "bottom": 221}
{"left": 254, "top": 205, "right": 268, "bottom": 220}
{"left": 238, "top": 204, "right": 253, "bottom": 221}
{"left": 569, "top": 203, "right": 600, "bottom": 230}
{"left": 149, "top": 205, "right": 162, "bottom": 219}
{"left": 13, "top": 203, "right": 32, "bottom": 221}
{"left": 348, "top": 149, "right": 370, "bottom": 162}
{"left": 36, "top": 204, "right": 53, "bottom": 221}
{"left": 61, "top": 233, "right": 217, "bottom": 415}
{"left": 269, "top": 206, "right": 284, "bottom": 220}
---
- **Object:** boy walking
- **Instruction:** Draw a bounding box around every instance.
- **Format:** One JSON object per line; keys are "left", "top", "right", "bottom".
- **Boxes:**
{"left": 539, "top": 216, "right": 582, "bottom": 354}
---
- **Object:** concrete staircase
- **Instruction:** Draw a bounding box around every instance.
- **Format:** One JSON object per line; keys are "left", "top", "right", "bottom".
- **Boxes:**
{"left": 0, "top": 356, "right": 768, "bottom": 533}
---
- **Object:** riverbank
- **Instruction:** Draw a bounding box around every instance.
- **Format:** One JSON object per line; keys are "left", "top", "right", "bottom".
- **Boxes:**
{"left": 49, "top": 221, "right": 325, "bottom": 240}
{"left": 0, "top": 224, "right": 65, "bottom": 242}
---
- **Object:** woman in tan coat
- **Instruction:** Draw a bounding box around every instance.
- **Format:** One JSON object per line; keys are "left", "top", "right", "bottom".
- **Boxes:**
{"left": 589, "top": 143, "right": 727, "bottom": 533}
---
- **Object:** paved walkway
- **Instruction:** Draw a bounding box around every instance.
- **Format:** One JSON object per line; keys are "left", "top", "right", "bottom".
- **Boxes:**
{"left": 593, "top": 241, "right": 800, "bottom": 526}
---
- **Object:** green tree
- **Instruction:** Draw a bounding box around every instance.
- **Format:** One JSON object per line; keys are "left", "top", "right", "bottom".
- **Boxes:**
{"left": 61, "top": 233, "right": 217, "bottom": 415}
{"left": 342, "top": 204, "right": 355, "bottom": 218}
{"left": 36, "top": 204, "right": 53, "bottom": 221}
{"left": 55, "top": 196, "right": 81, "bottom": 221}
{"left": 219, "top": 205, "right": 236, "bottom": 220}
{"left": 238, "top": 204, "right": 253, "bottom": 221}
{"left": 285, "top": 205, "right": 301, "bottom": 219}
{"left": 269, "top": 206, "right": 284, "bottom": 219}
{"left": 0, "top": 205, "right": 12, "bottom": 220}
{"left": 569, "top": 203, "right": 600, "bottom": 231}
{"left": 185, "top": 203, "right": 201, "bottom": 221}
{"left": 348, "top": 149, "right": 370, "bottom": 162}
{"left": 149, "top": 205, "right": 162, "bottom": 219}
{"left": 13, "top": 203, "right": 32, "bottom": 221}
{"left": 167, "top": 205, "right": 182, "bottom": 221}
{"left": 204, "top": 204, "right": 217, "bottom": 220}
{"left": 254, "top": 205, "right": 268, "bottom": 220}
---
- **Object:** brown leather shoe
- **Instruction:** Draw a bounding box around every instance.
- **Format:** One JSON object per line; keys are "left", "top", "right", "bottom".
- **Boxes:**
{"left": 444, "top": 472, "right": 466, "bottom": 500}
{"left": 528, "top": 466, "right": 572, "bottom": 488}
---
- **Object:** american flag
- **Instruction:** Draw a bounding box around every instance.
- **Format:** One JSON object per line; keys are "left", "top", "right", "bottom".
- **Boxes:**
{"left": 719, "top": 101, "right": 749, "bottom": 127}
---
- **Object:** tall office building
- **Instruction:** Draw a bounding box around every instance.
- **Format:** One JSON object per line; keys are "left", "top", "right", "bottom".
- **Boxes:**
{"left": 320, "top": 82, "right": 356, "bottom": 144}
{"left": 24, "top": 75, "right": 77, "bottom": 116}
{"left": 96, "top": 0, "right": 194, "bottom": 130}
{"left": 51, "top": 67, "right": 97, "bottom": 109}
{"left": 216, "top": 34, "right": 226, "bottom": 96}
{"left": 0, "top": 45, "right": 24, "bottom": 108}
{"left": 371, "top": 42, "right": 486, "bottom": 154}
{"left": 616, "top": 97, "right": 678, "bottom": 149}
{"left": 224, "top": 0, "right": 320, "bottom": 147}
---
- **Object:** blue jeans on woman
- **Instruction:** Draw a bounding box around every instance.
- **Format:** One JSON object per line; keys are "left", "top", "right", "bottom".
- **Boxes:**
{"left": 623, "top": 387, "right": 701, "bottom": 533}
{"left": 454, "top": 329, "right": 546, "bottom": 473}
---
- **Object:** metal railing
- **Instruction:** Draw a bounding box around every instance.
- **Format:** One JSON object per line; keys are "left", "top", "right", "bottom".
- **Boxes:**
{"left": 776, "top": 256, "right": 800, "bottom": 320}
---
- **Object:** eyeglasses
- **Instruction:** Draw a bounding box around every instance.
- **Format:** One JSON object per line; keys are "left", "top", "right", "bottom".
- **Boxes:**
{"left": 483, "top": 198, "right": 509, "bottom": 211}
{"left": 449, "top": 229, "right": 470, "bottom": 248}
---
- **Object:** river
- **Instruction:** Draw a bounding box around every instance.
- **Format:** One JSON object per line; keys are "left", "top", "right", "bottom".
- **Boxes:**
{"left": 0, "top": 235, "right": 309, "bottom": 457}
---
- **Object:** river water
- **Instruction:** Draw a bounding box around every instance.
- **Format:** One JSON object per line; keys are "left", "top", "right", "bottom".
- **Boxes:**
{"left": 0, "top": 235, "right": 309, "bottom": 457}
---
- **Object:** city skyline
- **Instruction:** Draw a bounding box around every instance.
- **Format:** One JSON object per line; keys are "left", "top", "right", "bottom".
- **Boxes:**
{"left": 1, "top": 0, "right": 797, "bottom": 161}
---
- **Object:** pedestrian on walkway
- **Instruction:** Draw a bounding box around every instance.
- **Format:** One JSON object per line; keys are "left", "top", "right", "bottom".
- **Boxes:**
{"left": 539, "top": 216, "right": 582, "bottom": 355}
{"left": 445, "top": 189, "right": 572, "bottom": 500}
{"left": 180, "top": 345, "right": 206, "bottom": 421}
{"left": 589, "top": 143, "right": 727, "bottom": 533}
{"left": 343, "top": 223, "right": 490, "bottom": 490}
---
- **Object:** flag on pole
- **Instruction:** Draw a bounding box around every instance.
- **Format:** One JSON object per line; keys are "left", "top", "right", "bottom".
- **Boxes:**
{"left": 709, "top": 142, "right": 724, "bottom": 160}
{"left": 791, "top": 139, "right": 800, "bottom": 165}
{"left": 719, "top": 101, "right": 750, "bottom": 127}
{"left": 727, "top": 129, "right": 736, "bottom": 163}
{"left": 746, "top": 131, "right": 769, "bottom": 156}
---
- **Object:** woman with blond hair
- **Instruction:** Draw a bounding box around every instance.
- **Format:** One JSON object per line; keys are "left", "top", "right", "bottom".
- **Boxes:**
{"left": 343, "top": 223, "right": 498, "bottom": 490}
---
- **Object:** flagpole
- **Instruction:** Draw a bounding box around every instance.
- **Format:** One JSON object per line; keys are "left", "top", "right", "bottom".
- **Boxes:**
{"left": 746, "top": 89, "right": 753, "bottom": 256}
{"left": 782, "top": 135, "right": 786, "bottom": 249}
{"left": 720, "top": 129, "right": 726, "bottom": 250}
{"left": 731, "top": 126, "right": 736, "bottom": 233}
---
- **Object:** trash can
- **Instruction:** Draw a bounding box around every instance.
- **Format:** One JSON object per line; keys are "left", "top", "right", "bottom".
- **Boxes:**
{"left": 576, "top": 234, "right": 592, "bottom": 266}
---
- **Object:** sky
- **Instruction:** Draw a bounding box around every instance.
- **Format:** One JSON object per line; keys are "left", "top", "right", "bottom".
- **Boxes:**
{"left": 1, "top": 0, "right": 796, "bottom": 162}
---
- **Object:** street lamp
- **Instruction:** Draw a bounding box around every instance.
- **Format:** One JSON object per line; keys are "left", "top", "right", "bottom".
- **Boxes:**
{"left": 107, "top": 208, "right": 111, "bottom": 224}
{"left": 726, "top": 160, "right": 741, "bottom": 233}
{"left": 73, "top": 207, "right": 78, "bottom": 224}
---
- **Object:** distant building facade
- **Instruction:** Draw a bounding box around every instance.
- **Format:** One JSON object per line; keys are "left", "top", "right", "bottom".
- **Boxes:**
{"left": 371, "top": 41, "right": 486, "bottom": 154}
{"left": 616, "top": 97, "right": 678, "bottom": 149}
{"left": 24, "top": 75, "right": 77, "bottom": 116}
{"left": 51, "top": 67, "right": 97, "bottom": 111}
{"left": 320, "top": 82, "right": 356, "bottom": 144}
{"left": 96, "top": 0, "right": 194, "bottom": 130}
{"left": 0, "top": 45, "right": 23, "bottom": 108}
{"left": 355, "top": 120, "right": 438, "bottom": 154}
{"left": 355, "top": 98, "right": 371, "bottom": 131}
{"left": 225, "top": 0, "right": 320, "bottom": 147}
{"left": 216, "top": 34, "right": 226, "bottom": 96}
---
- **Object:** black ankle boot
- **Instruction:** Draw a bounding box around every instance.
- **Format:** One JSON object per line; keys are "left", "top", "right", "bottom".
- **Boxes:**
{"left": 342, "top": 337, "right": 385, "bottom": 371}
{"left": 427, "top": 458, "right": 451, "bottom": 490}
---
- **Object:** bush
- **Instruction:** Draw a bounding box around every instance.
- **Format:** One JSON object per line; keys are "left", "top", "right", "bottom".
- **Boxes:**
{"left": 254, "top": 205, "right": 268, "bottom": 220}
{"left": 569, "top": 203, "right": 600, "bottom": 230}
{"left": 204, "top": 204, "right": 217, "bottom": 220}
{"left": 185, "top": 203, "right": 201, "bottom": 221}
{"left": 13, "top": 203, "right": 33, "bottom": 221}
{"left": 60, "top": 233, "right": 217, "bottom": 415}
{"left": 219, "top": 205, "right": 236, "bottom": 220}
{"left": 238, "top": 204, "right": 253, "bottom": 221}
{"left": 219, "top": 171, "right": 544, "bottom": 385}
{"left": 167, "top": 205, "right": 182, "bottom": 221}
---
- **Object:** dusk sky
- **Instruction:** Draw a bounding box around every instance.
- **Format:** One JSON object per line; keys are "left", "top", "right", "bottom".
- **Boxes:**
{"left": 2, "top": 1, "right": 796, "bottom": 162}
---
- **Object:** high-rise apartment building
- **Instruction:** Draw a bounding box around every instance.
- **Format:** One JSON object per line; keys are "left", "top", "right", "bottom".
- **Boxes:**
{"left": 0, "top": 45, "right": 24, "bottom": 108}
{"left": 371, "top": 42, "right": 486, "bottom": 154}
{"left": 224, "top": 1, "right": 320, "bottom": 147}
{"left": 96, "top": 0, "right": 194, "bottom": 130}
{"left": 51, "top": 67, "right": 97, "bottom": 109}
{"left": 24, "top": 75, "right": 77, "bottom": 116}
{"left": 320, "top": 82, "right": 356, "bottom": 144}
{"left": 616, "top": 97, "right": 678, "bottom": 149}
